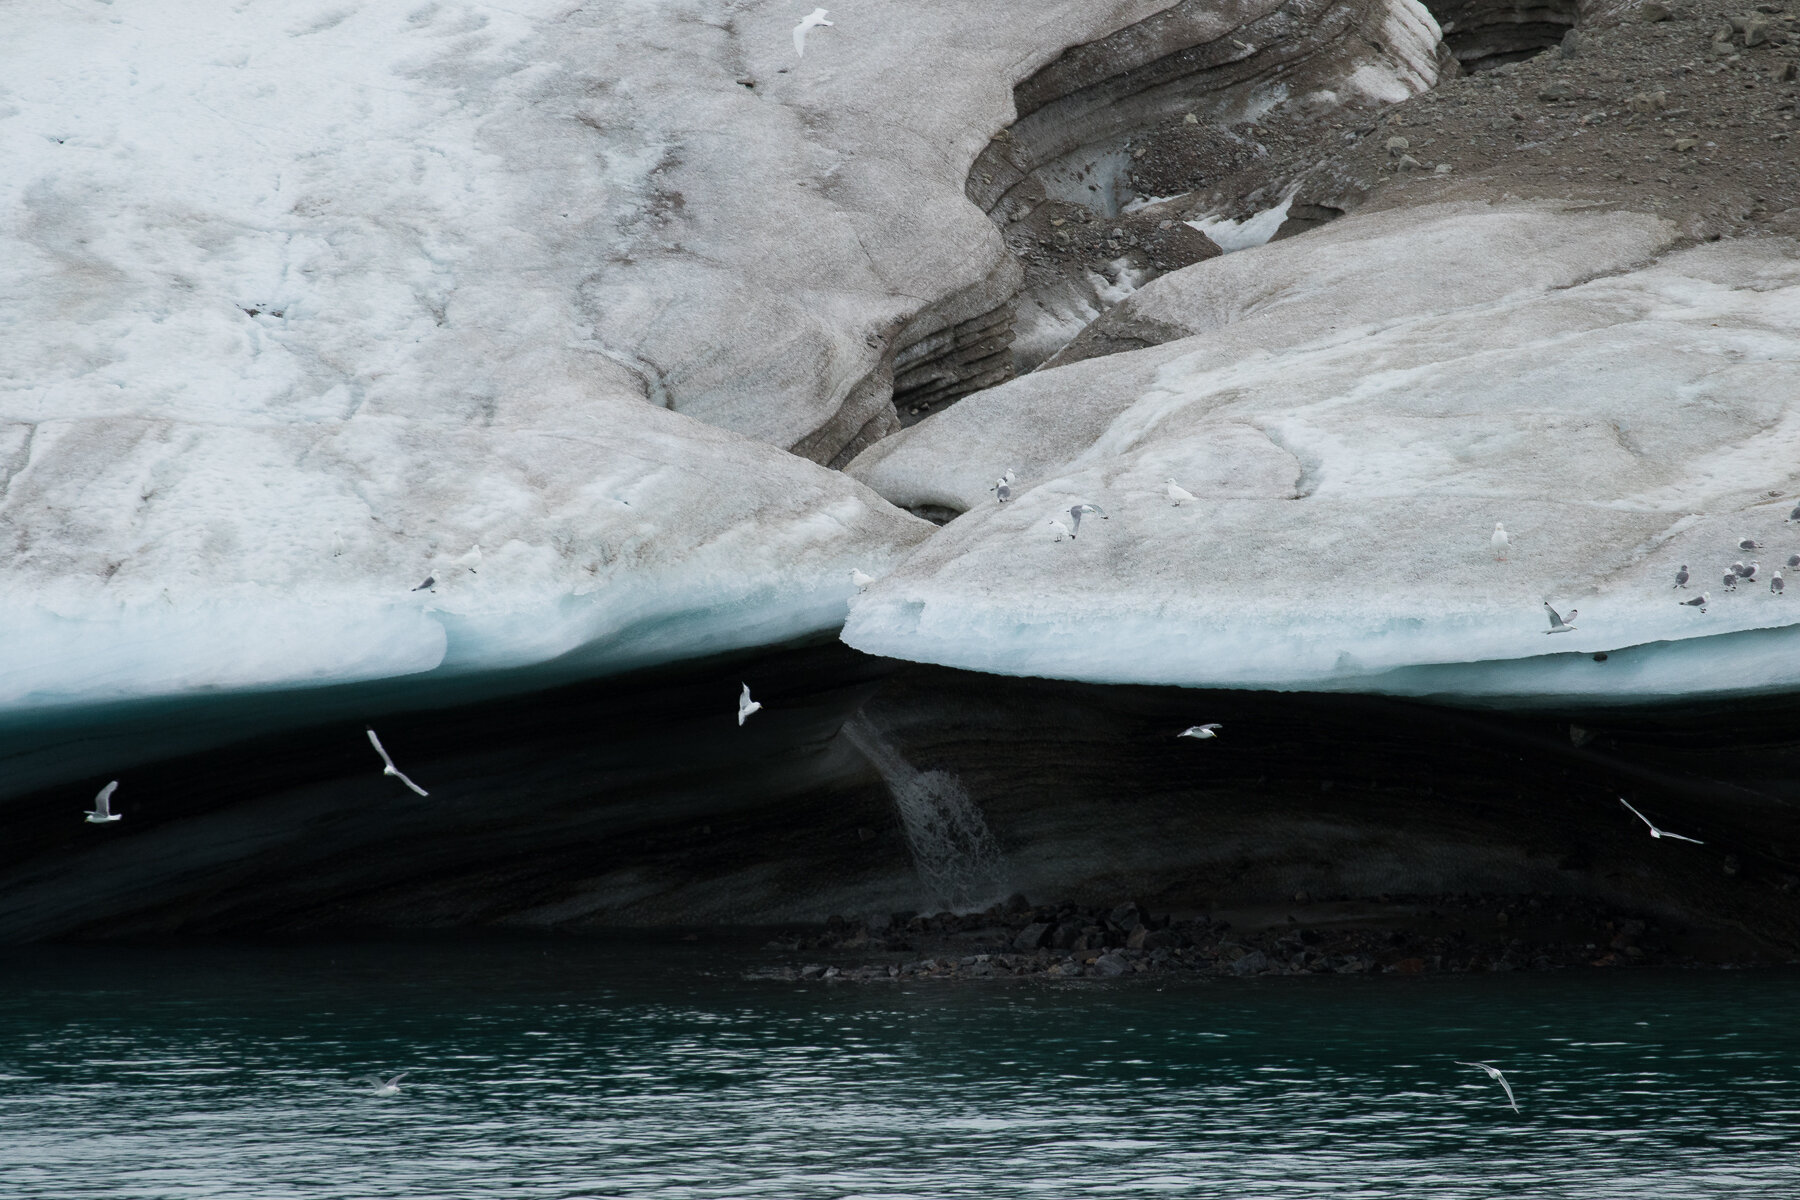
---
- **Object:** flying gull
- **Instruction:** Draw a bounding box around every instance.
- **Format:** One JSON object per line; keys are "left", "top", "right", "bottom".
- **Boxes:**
{"left": 1177, "top": 724, "right": 1222, "bottom": 740}
{"left": 793, "top": 8, "right": 832, "bottom": 55}
{"left": 850, "top": 568, "right": 875, "bottom": 590}
{"left": 1618, "top": 797, "right": 1703, "bottom": 844}
{"left": 738, "top": 683, "right": 762, "bottom": 726}
{"left": 1542, "top": 601, "right": 1577, "bottom": 634}
{"left": 1673, "top": 564, "right": 1689, "bottom": 589}
{"left": 366, "top": 729, "right": 429, "bottom": 797}
{"left": 1774, "top": 571, "right": 1786, "bottom": 596}
{"left": 1454, "top": 1061, "right": 1519, "bottom": 1113}
{"left": 1491, "top": 522, "right": 1509, "bottom": 561}
{"left": 1069, "top": 503, "right": 1108, "bottom": 537}
{"left": 1165, "top": 479, "right": 1196, "bottom": 506}
{"left": 1679, "top": 591, "right": 1710, "bottom": 613}
{"left": 85, "top": 780, "right": 122, "bottom": 824}
{"left": 362, "top": 1072, "right": 410, "bottom": 1097}
{"left": 1048, "top": 518, "right": 1071, "bottom": 542}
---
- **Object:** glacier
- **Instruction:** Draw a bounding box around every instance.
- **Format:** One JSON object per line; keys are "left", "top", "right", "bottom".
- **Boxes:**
{"left": 845, "top": 201, "right": 1800, "bottom": 705}
{"left": 2, "top": 0, "right": 1449, "bottom": 727}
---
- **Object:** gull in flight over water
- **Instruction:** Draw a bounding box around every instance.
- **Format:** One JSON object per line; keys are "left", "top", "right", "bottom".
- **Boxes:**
{"left": 1619, "top": 797, "right": 1703, "bottom": 844}
{"left": 1178, "top": 724, "right": 1222, "bottom": 740}
{"left": 793, "top": 8, "right": 832, "bottom": 55}
{"left": 738, "top": 683, "right": 762, "bottom": 726}
{"left": 1455, "top": 1061, "right": 1519, "bottom": 1113}
{"left": 366, "top": 729, "right": 429, "bottom": 796}
{"left": 85, "top": 781, "right": 122, "bottom": 824}
{"left": 362, "top": 1072, "right": 410, "bottom": 1097}
{"left": 1165, "top": 479, "right": 1195, "bottom": 506}
{"left": 1491, "top": 522, "right": 1509, "bottom": 561}
{"left": 1543, "top": 601, "right": 1576, "bottom": 634}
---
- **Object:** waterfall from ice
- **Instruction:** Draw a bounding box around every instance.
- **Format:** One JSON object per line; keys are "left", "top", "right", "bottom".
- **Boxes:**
{"left": 841, "top": 715, "right": 1008, "bottom": 913}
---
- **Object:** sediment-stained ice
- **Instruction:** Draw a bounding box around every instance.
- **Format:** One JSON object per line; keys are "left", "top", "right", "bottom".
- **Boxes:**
{"left": 845, "top": 203, "right": 1800, "bottom": 703}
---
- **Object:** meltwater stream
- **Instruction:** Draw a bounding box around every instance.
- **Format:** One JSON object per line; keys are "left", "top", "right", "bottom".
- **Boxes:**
{"left": 2, "top": 941, "right": 1798, "bottom": 1199}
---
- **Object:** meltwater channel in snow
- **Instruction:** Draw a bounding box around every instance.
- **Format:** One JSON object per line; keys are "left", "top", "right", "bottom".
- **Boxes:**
{"left": 846, "top": 202, "right": 1800, "bottom": 704}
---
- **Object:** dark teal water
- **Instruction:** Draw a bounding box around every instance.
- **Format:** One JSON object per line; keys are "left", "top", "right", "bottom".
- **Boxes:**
{"left": 1, "top": 942, "right": 1797, "bottom": 1198}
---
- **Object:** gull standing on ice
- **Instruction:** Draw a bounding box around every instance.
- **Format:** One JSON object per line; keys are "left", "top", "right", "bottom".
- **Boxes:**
{"left": 1491, "top": 522, "right": 1510, "bottom": 561}
{"left": 1742, "top": 560, "right": 1761, "bottom": 582}
{"left": 1673, "top": 565, "right": 1689, "bottom": 589}
{"left": 362, "top": 1072, "right": 409, "bottom": 1097}
{"left": 1679, "top": 591, "right": 1710, "bottom": 613}
{"left": 455, "top": 544, "right": 482, "bottom": 574}
{"left": 1722, "top": 571, "right": 1739, "bottom": 591}
{"left": 1619, "top": 797, "right": 1703, "bottom": 844}
{"left": 1178, "top": 724, "right": 1222, "bottom": 740}
{"left": 1542, "top": 601, "right": 1577, "bottom": 634}
{"left": 1789, "top": 505, "right": 1800, "bottom": 523}
{"left": 85, "top": 781, "right": 122, "bottom": 824}
{"left": 1048, "top": 518, "right": 1071, "bottom": 542}
{"left": 738, "top": 683, "right": 762, "bottom": 726}
{"left": 1774, "top": 571, "right": 1786, "bottom": 596}
{"left": 1068, "top": 503, "right": 1108, "bottom": 537}
{"left": 411, "top": 575, "right": 436, "bottom": 593}
{"left": 1165, "top": 479, "right": 1196, "bottom": 506}
{"left": 850, "top": 568, "right": 875, "bottom": 590}
{"left": 1455, "top": 1061, "right": 1519, "bottom": 1113}
{"left": 366, "top": 729, "right": 429, "bottom": 797}
{"left": 1739, "top": 536, "right": 1763, "bottom": 552}
{"left": 793, "top": 7, "right": 832, "bottom": 55}
{"left": 1786, "top": 554, "right": 1799, "bottom": 569}
{"left": 990, "top": 470, "right": 1015, "bottom": 503}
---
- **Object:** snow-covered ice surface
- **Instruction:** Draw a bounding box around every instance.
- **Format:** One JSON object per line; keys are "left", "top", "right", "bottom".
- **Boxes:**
{"left": 8, "top": 0, "right": 1318, "bottom": 721}
{"left": 846, "top": 202, "right": 1800, "bottom": 705}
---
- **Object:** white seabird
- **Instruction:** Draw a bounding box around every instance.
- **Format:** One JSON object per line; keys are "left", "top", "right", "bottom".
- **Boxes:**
{"left": 738, "top": 683, "right": 762, "bottom": 726}
{"left": 1165, "top": 479, "right": 1196, "bottom": 506}
{"left": 1743, "top": 560, "right": 1761, "bottom": 581}
{"left": 1048, "top": 518, "right": 1071, "bottom": 542}
{"left": 1731, "top": 560, "right": 1749, "bottom": 578}
{"left": 366, "top": 729, "right": 429, "bottom": 797}
{"left": 1774, "top": 571, "right": 1786, "bottom": 596}
{"left": 1673, "top": 564, "right": 1689, "bottom": 589}
{"left": 411, "top": 575, "right": 436, "bottom": 592}
{"left": 1069, "top": 503, "right": 1108, "bottom": 537}
{"left": 1739, "top": 536, "right": 1763, "bottom": 551}
{"left": 850, "top": 568, "right": 875, "bottom": 590}
{"left": 85, "top": 780, "right": 122, "bottom": 824}
{"left": 455, "top": 544, "right": 482, "bottom": 574}
{"left": 1618, "top": 797, "right": 1703, "bottom": 844}
{"left": 793, "top": 7, "right": 832, "bottom": 55}
{"left": 1542, "top": 601, "right": 1577, "bottom": 634}
{"left": 1490, "top": 522, "right": 1510, "bottom": 561}
{"left": 1679, "top": 591, "right": 1710, "bottom": 613}
{"left": 1177, "top": 724, "right": 1222, "bottom": 740}
{"left": 1722, "top": 571, "right": 1739, "bottom": 591}
{"left": 1455, "top": 1061, "right": 1519, "bottom": 1113}
{"left": 363, "top": 1072, "right": 409, "bottom": 1097}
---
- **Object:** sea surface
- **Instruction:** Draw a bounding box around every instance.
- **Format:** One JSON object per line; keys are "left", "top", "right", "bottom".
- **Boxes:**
{"left": 1, "top": 940, "right": 1797, "bottom": 1198}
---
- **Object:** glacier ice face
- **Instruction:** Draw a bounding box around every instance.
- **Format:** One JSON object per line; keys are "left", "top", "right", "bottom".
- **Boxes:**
{"left": 845, "top": 202, "right": 1800, "bottom": 704}
{"left": 1, "top": 0, "right": 950, "bottom": 714}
